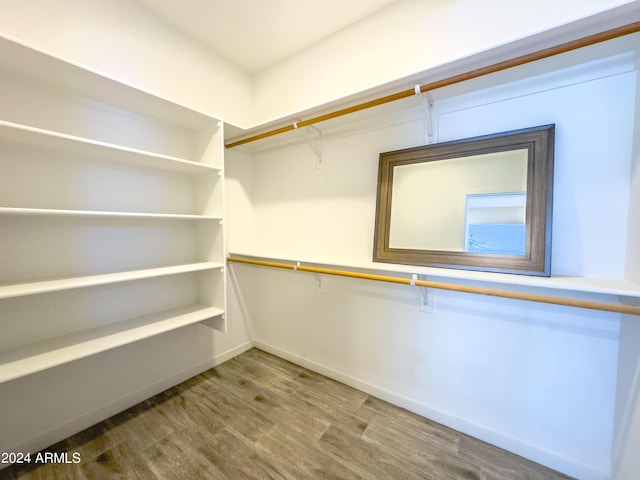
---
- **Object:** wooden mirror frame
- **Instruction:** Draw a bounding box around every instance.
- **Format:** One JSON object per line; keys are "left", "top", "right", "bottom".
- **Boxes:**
{"left": 373, "top": 125, "right": 555, "bottom": 276}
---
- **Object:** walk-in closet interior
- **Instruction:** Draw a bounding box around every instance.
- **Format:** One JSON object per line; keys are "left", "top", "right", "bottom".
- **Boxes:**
{"left": 1, "top": 1, "right": 640, "bottom": 479}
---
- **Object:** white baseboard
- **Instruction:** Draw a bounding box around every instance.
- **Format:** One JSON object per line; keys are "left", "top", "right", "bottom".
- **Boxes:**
{"left": 253, "top": 340, "right": 609, "bottom": 480}
{"left": 4, "top": 340, "right": 254, "bottom": 464}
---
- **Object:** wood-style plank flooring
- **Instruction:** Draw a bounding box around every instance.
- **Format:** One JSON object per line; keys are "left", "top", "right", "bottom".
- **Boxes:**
{"left": 1, "top": 348, "right": 574, "bottom": 479}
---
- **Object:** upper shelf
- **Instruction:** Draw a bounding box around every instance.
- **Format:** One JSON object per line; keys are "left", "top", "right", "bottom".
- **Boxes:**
{"left": 0, "top": 35, "right": 216, "bottom": 131}
{"left": 0, "top": 206, "right": 222, "bottom": 221}
{"left": 0, "top": 120, "right": 220, "bottom": 175}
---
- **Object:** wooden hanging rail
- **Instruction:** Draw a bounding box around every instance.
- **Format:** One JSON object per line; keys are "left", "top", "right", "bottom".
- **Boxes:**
{"left": 226, "top": 21, "right": 640, "bottom": 149}
{"left": 227, "top": 257, "right": 640, "bottom": 316}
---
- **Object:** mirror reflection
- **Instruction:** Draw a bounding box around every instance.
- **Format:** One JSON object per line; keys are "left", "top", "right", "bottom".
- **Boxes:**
{"left": 464, "top": 191, "right": 526, "bottom": 255}
{"left": 389, "top": 149, "right": 528, "bottom": 253}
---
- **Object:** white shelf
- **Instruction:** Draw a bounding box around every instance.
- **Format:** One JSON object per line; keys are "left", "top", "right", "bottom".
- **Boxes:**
{"left": 0, "top": 207, "right": 222, "bottom": 221}
{"left": 0, "top": 120, "right": 220, "bottom": 175}
{"left": 0, "top": 304, "right": 224, "bottom": 384}
{"left": 228, "top": 252, "right": 640, "bottom": 299}
{"left": 0, "top": 35, "right": 215, "bottom": 130}
{"left": 0, "top": 262, "right": 223, "bottom": 300}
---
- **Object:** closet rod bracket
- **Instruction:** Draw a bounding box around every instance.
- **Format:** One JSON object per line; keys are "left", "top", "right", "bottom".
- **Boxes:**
{"left": 304, "top": 125, "right": 325, "bottom": 168}
{"left": 412, "top": 273, "right": 433, "bottom": 312}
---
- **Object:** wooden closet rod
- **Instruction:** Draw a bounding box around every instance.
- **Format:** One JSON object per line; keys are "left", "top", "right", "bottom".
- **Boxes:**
{"left": 226, "top": 21, "right": 640, "bottom": 149}
{"left": 227, "top": 257, "right": 640, "bottom": 316}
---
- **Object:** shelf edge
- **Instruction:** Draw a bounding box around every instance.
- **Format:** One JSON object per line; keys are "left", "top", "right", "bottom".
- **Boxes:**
{"left": 0, "top": 120, "right": 221, "bottom": 174}
{"left": 0, "top": 304, "right": 225, "bottom": 384}
{"left": 0, "top": 207, "right": 222, "bottom": 220}
{"left": 0, "top": 262, "right": 223, "bottom": 300}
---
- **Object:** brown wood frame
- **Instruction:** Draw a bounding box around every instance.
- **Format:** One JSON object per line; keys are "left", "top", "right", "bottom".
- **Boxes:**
{"left": 373, "top": 125, "right": 555, "bottom": 276}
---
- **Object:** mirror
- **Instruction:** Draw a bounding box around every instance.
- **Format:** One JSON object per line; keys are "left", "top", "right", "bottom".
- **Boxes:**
{"left": 373, "top": 125, "right": 554, "bottom": 276}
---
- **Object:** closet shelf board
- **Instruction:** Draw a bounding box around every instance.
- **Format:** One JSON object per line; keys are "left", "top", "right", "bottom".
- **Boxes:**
{"left": 0, "top": 120, "right": 220, "bottom": 175}
{"left": 0, "top": 262, "right": 222, "bottom": 300}
{"left": 0, "top": 207, "right": 222, "bottom": 221}
{"left": 0, "top": 304, "right": 225, "bottom": 384}
{"left": 0, "top": 35, "right": 216, "bottom": 130}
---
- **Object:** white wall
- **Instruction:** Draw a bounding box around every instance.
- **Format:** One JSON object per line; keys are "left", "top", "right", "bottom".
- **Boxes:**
{"left": 251, "top": 0, "right": 637, "bottom": 125}
{"left": 624, "top": 41, "right": 640, "bottom": 285}
{"left": 232, "top": 47, "right": 637, "bottom": 480}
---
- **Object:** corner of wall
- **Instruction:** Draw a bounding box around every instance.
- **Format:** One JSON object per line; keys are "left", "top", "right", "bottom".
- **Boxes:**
{"left": 612, "top": 311, "right": 640, "bottom": 479}
{"left": 624, "top": 54, "right": 640, "bottom": 283}
{"left": 612, "top": 48, "right": 640, "bottom": 480}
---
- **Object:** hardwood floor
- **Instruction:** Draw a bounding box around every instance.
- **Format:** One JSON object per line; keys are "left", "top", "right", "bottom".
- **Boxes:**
{"left": 1, "top": 348, "right": 574, "bottom": 480}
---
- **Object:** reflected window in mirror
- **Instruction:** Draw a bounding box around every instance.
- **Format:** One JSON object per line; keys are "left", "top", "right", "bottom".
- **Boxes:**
{"left": 464, "top": 192, "right": 526, "bottom": 255}
{"left": 373, "top": 125, "right": 554, "bottom": 276}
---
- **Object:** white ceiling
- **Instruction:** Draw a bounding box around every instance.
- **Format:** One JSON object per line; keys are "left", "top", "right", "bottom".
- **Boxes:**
{"left": 132, "top": 0, "right": 397, "bottom": 73}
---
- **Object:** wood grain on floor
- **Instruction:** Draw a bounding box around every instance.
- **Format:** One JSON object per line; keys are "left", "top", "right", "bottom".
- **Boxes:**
{"left": 0, "top": 348, "right": 574, "bottom": 480}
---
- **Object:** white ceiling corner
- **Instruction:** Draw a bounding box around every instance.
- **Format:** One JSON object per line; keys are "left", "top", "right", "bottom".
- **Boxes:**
{"left": 131, "top": 0, "right": 397, "bottom": 73}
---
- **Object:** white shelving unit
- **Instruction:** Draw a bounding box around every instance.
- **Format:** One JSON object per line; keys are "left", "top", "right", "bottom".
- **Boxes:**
{"left": 0, "top": 36, "right": 227, "bottom": 384}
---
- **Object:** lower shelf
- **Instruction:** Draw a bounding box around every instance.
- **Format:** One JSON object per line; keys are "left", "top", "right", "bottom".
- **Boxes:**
{"left": 0, "top": 304, "right": 224, "bottom": 384}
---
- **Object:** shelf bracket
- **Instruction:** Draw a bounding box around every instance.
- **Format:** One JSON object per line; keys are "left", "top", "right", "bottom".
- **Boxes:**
{"left": 424, "top": 92, "right": 435, "bottom": 144}
{"left": 305, "top": 125, "right": 325, "bottom": 168}
{"left": 314, "top": 273, "right": 326, "bottom": 293}
{"left": 411, "top": 274, "right": 433, "bottom": 313}
{"left": 415, "top": 85, "right": 434, "bottom": 144}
